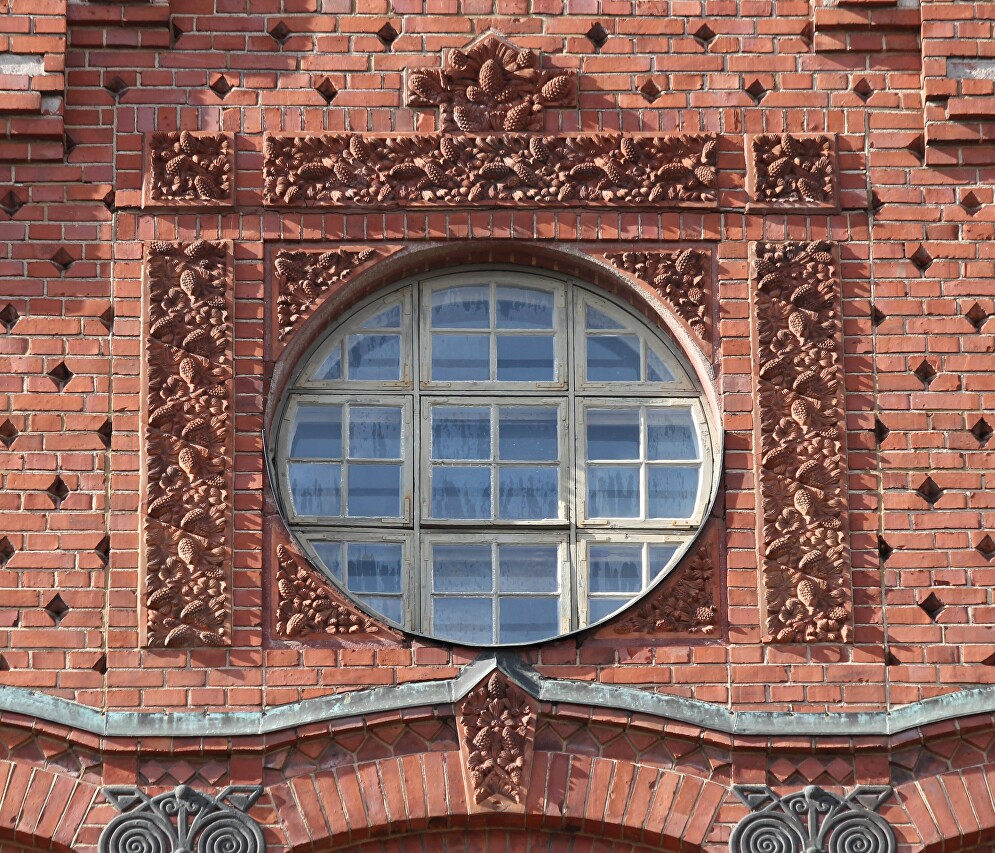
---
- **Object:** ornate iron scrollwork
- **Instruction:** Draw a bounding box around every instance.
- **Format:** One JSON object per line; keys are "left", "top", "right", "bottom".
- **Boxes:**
{"left": 730, "top": 786, "right": 895, "bottom": 853}
{"left": 98, "top": 785, "right": 265, "bottom": 853}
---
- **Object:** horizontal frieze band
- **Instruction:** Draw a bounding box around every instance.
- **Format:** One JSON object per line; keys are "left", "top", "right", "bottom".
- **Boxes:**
{"left": 262, "top": 132, "right": 719, "bottom": 209}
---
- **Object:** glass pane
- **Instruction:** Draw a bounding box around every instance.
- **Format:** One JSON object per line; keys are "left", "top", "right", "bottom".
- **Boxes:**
{"left": 431, "top": 286, "right": 489, "bottom": 328}
{"left": 498, "top": 407, "right": 557, "bottom": 461}
{"left": 431, "top": 333, "right": 489, "bottom": 381}
{"left": 647, "top": 348, "right": 675, "bottom": 382}
{"left": 498, "top": 467, "right": 558, "bottom": 520}
{"left": 431, "top": 466, "right": 491, "bottom": 519}
{"left": 432, "top": 407, "right": 490, "bottom": 460}
{"left": 496, "top": 335, "right": 555, "bottom": 381}
{"left": 647, "top": 409, "right": 698, "bottom": 460}
{"left": 587, "top": 466, "right": 639, "bottom": 518}
{"left": 311, "top": 541, "right": 342, "bottom": 581}
{"left": 347, "top": 334, "right": 400, "bottom": 381}
{"left": 589, "top": 597, "right": 630, "bottom": 623}
{"left": 433, "top": 545, "right": 493, "bottom": 593}
{"left": 349, "top": 406, "right": 402, "bottom": 459}
{"left": 433, "top": 597, "right": 493, "bottom": 644}
{"left": 647, "top": 466, "right": 699, "bottom": 518}
{"left": 313, "top": 345, "right": 342, "bottom": 381}
{"left": 499, "top": 597, "right": 559, "bottom": 643}
{"left": 587, "top": 409, "right": 639, "bottom": 460}
{"left": 290, "top": 405, "right": 341, "bottom": 458}
{"left": 347, "top": 543, "right": 402, "bottom": 593}
{"left": 496, "top": 286, "right": 553, "bottom": 329}
{"left": 355, "top": 595, "right": 402, "bottom": 624}
{"left": 289, "top": 462, "right": 341, "bottom": 516}
{"left": 347, "top": 463, "right": 402, "bottom": 517}
{"left": 361, "top": 304, "right": 401, "bottom": 329}
{"left": 649, "top": 544, "right": 680, "bottom": 576}
{"left": 499, "top": 545, "right": 559, "bottom": 593}
{"left": 589, "top": 544, "right": 642, "bottom": 593}
{"left": 586, "top": 305, "right": 623, "bottom": 330}
{"left": 587, "top": 335, "right": 640, "bottom": 381}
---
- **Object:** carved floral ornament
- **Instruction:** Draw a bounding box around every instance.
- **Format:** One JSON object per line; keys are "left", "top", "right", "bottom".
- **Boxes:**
{"left": 729, "top": 786, "right": 895, "bottom": 853}
{"left": 748, "top": 133, "right": 839, "bottom": 211}
{"left": 144, "top": 240, "right": 232, "bottom": 648}
{"left": 405, "top": 33, "right": 577, "bottom": 133}
{"left": 457, "top": 671, "right": 537, "bottom": 809}
{"left": 751, "top": 241, "right": 851, "bottom": 644}
{"left": 99, "top": 785, "right": 265, "bottom": 853}
{"left": 147, "top": 131, "right": 234, "bottom": 207}
{"left": 262, "top": 133, "right": 718, "bottom": 208}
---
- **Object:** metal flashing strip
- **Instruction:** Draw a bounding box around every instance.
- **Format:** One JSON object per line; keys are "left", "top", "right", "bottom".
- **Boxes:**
{"left": 2, "top": 656, "right": 994, "bottom": 739}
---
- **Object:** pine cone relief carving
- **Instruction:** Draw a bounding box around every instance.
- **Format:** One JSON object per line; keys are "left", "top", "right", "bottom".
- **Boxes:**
{"left": 144, "top": 240, "right": 233, "bottom": 647}
{"left": 405, "top": 33, "right": 576, "bottom": 133}
{"left": 752, "top": 241, "right": 851, "bottom": 644}
{"left": 457, "top": 672, "right": 537, "bottom": 809}
{"left": 748, "top": 134, "right": 839, "bottom": 211}
{"left": 274, "top": 248, "right": 379, "bottom": 341}
{"left": 147, "top": 131, "right": 234, "bottom": 206}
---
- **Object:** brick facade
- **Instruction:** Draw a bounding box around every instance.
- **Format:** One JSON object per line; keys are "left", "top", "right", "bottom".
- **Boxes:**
{"left": 0, "top": 0, "right": 994, "bottom": 849}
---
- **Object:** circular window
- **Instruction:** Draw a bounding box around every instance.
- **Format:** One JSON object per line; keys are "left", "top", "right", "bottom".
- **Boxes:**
{"left": 273, "top": 267, "right": 716, "bottom": 646}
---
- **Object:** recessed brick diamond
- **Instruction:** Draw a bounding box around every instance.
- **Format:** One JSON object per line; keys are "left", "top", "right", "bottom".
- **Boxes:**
{"left": 48, "top": 362, "right": 74, "bottom": 390}
{"left": 0, "top": 304, "right": 18, "bottom": 332}
{"left": 693, "top": 23, "right": 716, "bottom": 45}
{"left": 91, "top": 654, "right": 108, "bottom": 674}
{"left": 0, "top": 538, "right": 13, "bottom": 568}
{"left": 853, "top": 78, "right": 873, "bottom": 101}
{"left": 95, "top": 534, "right": 111, "bottom": 566}
{"left": 376, "top": 21, "right": 399, "bottom": 47}
{"left": 51, "top": 248, "right": 76, "bottom": 271}
{"left": 99, "top": 305, "right": 114, "bottom": 332}
{"left": 966, "top": 302, "right": 989, "bottom": 331}
{"left": 104, "top": 75, "right": 128, "bottom": 97}
{"left": 971, "top": 417, "right": 993, "bottom": 444}
{"left": 44, "top": 593, "right": 69, "bottom": 624}
{"left": 0, "top": 419, "right": 17, "bottom": 449}
{"left": 586, "top": 22, "right": 609, "bottom": 49}
{"left": 102, "top": 190, "right": 116, "bottom": 213}
{"left": 873, "top": 417, "right": 890, "bottom": 445}
{"left": 913, "top": 358, "right": 937, "bottom": 386}
{"left": 916, "top": 476, "right": 943, "bottom": 506}
{"left": 315, "top": 77, "right": 338, "bottom": 104}
{"left": 0, "top": 189, "right": 24, "bottom": 217}
{"left": 977, "top": 534, "right": 995, "bottom": 561}
{"left": 878, "top": 535, "right": 894, "bottom": 563}
{"left": 961, "top": 190, "right": 983, "bottom": 215}
{"left": 47, "top": 476, "right": 70, "bottom": 507}
{"left": 210, "top": 74, "right": 233, "bottom": 99}
{"left": 638, "top": 78, "right": 662, "bottom": 103}
{"left": 269, "top": 20, "right": 291, "bottom": 43}
{"left": 909, "top": 244, "right": 933, "bottom": 272}
{"left": 170, "top": 19, "right": 184, "bottom": 47}
{"left": 98, "top": 418, "right": 112, "bottom": 448}
{"left": 871, "top": 304, "right": 887, "bottom": 327}
{"left": 745, "top": 78, "right": 768, "bottom": 103}
{"left": 905, "top": 134, "right": 925, "bottom": 162}
{"left": 918, "top": 592, "right": 944, "bottom": 621}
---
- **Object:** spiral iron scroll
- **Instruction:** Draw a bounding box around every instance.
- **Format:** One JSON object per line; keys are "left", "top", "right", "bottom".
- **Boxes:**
{"left": 730, "top": 786, "right": 895, "bottom": 853}
{"left": 98, "top": 785, "right": 265, "bottom": 853}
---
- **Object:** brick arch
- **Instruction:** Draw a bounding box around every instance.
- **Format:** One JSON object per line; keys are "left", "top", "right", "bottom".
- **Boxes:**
{"left": 0, "top": 761, "right": 98, "bottom": 853}
{"left": 272, "top": 753, "right": 725, "bottom": 853}
{"left": 897, "top": 768, "right": 995, "bottom": 853}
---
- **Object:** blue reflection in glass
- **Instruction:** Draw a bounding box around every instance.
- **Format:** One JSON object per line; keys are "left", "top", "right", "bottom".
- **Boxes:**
{"left": 588, "top": 597, "right": 629, "bottom": 623}
{"left": 587, "top": 409, "right": 639, "bottom": 460}
{"left": 349, "top": 406, "right": 402, "bottom": 459}
{"left": 289, "top": 462, "right": 341, "bottom": 516}
{"left": 496, "top": 335, "right": 555, "bottom": 381}
{"left": 499, "top": 597, "right": 559, "bottom": 643}
{"left": 432, "top": 407, "right": 490, "bottom": 460}
{"left": 499, "top": 546, "right": 559, "bottom": 593}
{"left": 347, "top": 463, "right": 401, "bottom": 517}
{"left": 498, "top": 467, "right": 558, "bottom": 519}
{"left": 498, "top": 407, "right": 557, "bottom": 461}
{"left": 431, "top": 466, "right": 491, "bottom": 518}
{"left": 347, "top": 542, "right": 402, "bottom": 593}
{"left": 311, "top": 541, "right": 342, "bottom": 581}
{"left": 496, "top": 286, "right": 553, "bottom": 329}
{"left": 587, "top": 466, "right": 639, "bottom": 517}
{"left": 431, "top": 286, "right": 489, "bottom": 328}
{"left": 589, "top": 543, "right": 641, "bottom": 593}
{"left": 434, "top": 597, "right": 493, "bottom": 644}
{"left": 290, "top": 405, "right": 341, "bottom": 458}
{"left": 432, "top": 333, "right": 489, "bottom": 381}
{"left": 647, "top": 409, "right": 698, "bottom": 460}
{"left": 356, "top": 595, "right": 402, "bottom": 624}
{"left": 361, "top": 303, "right": 401, "bottom": 329}
{"left": 587, "top": 335, "right": 640, "bottom": 381}
{"left": 314, "top": 345, "right": 341, "bottom": 381}
{"left": 347, "top": 334, "right": 400, "bottom": 380}
{"left": 433, "top": 545, "right": 492, "bottom": 593}
{"left": 647, "top": 348, "right": 675, "bottom": 382}
{"left": 647, "top": 466, "right": 698, "bottom": 518}
{"left": 586, "top": 305, "right": 622, "bottom": 330}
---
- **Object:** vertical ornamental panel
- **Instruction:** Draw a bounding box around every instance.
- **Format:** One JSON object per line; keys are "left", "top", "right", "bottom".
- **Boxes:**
{"left": 751, "top": 242, "right": 851, "bottom": 643}
{"left": 144, "top": 240, "right": 232, "bottom": 647}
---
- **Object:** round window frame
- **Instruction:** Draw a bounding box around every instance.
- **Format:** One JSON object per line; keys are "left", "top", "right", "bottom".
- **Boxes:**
{"left": 269, "top": 263, "right": 723, "bottom": 647}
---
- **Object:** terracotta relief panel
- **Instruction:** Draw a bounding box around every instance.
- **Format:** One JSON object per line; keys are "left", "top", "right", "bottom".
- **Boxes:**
{"left": 751, "top": 241, "right": 851, "bottom": 644}
{"left": 274, "top": 247, "right": 380, "bottom": 341}
{"left": 606, "top": 523, "right": 718, "bottom": 637}
{"left": 746, "top": 134, "right": 839, "bottom": 212}
{"left": 405, "top": 33, "right": 577, "bottom": 133}
{"left": 274, "top": 544, "right": 388, "bottom": 639}
{"left": 144, "top": 240, "right": 233, "bottom": 647}
{"left": 601, "top": 248, "right": 712, "bottom": 349}
{"left": 457, "top": 670, "right": 538, "bottom": 811}
{"left": 146, "top": 131, "right": 234, "bottom": 207}
{"left": 263, "top": 133, "right": 718, "bottom": 209}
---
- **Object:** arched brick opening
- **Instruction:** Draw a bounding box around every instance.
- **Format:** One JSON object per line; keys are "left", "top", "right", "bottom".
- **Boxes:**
{"left": 271, "top": 754, "right": 723, "bottom": 853}
{"left": 0, "top": 761, "right": 97, "bottom": 853}
{"left": 898, "top": 768, "right": 995, "bottom": 853}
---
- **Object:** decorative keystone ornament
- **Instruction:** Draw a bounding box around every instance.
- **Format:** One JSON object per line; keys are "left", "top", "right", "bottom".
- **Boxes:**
{"left": 406, "top": 33, "right": 577, "bottom": 133}
{"left": 730, "top": 785, "right": 895, "bottom": 853}
{"left": 99, "top": 785, "right": 265, "bottom": 853}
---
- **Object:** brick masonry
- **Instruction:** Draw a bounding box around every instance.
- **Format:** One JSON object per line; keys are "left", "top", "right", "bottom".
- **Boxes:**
{"left": 0, "top": 0, "right": 994, "bottom": 849}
